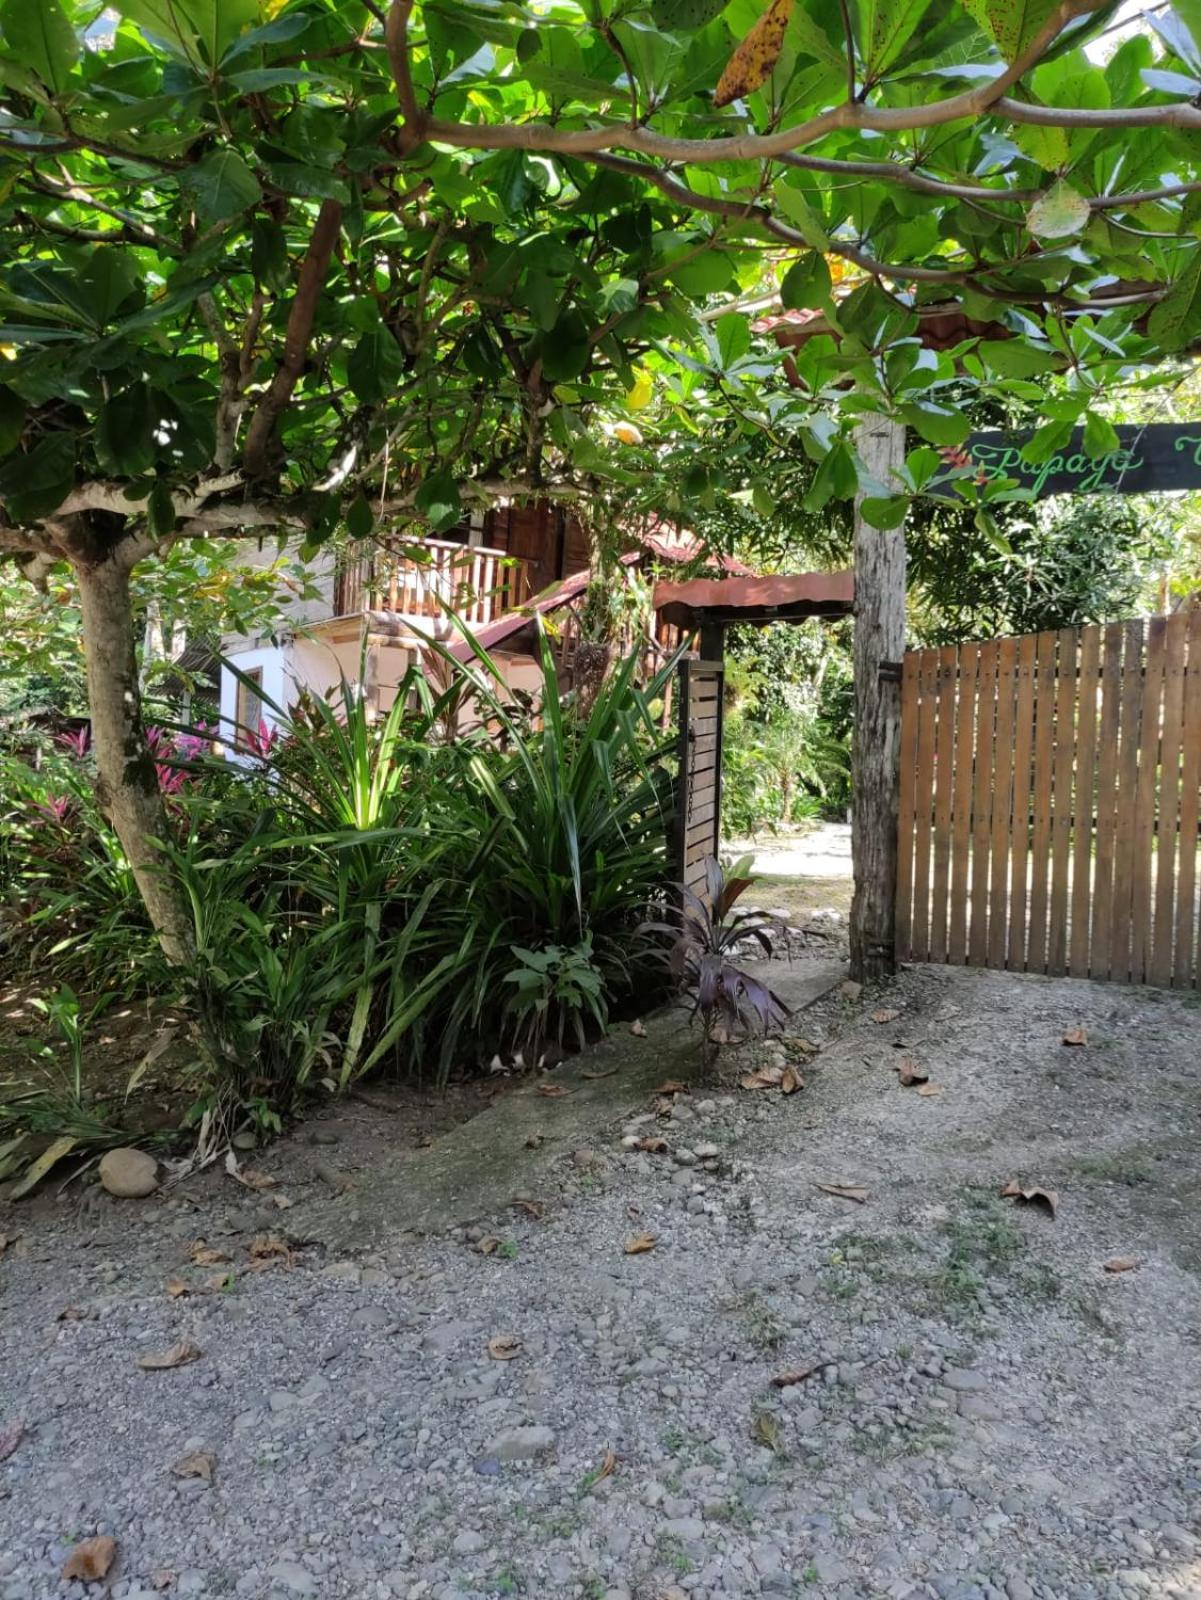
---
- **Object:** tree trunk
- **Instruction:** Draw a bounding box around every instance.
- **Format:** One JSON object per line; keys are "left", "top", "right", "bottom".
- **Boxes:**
{"left": 849, "top": 415, "right": 907, "bottom": 983}
{"left": 76, "top": 555, "right": 196, "bottom": 965}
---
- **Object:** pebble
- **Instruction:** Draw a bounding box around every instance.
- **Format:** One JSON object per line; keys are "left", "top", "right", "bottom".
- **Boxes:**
{"left": 97, "top": 1148, "right": 159, "bottom": 1199}
{"left": 484, "top": 1426, "right": 556, "bottom": 1462}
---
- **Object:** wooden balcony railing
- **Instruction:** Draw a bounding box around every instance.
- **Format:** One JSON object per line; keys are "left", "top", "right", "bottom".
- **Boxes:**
{"left": 335, "top": 538, "right": 533, "bottom": 626}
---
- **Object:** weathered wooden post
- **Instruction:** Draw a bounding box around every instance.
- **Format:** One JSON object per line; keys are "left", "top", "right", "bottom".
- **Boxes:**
{"left": 850, "top": 415, "right": 907, "bottom": 982}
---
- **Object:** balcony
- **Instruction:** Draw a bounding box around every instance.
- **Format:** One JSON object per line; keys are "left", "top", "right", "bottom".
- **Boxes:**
{"left": 335, "top": 538, "right": 533, "bottom": 628}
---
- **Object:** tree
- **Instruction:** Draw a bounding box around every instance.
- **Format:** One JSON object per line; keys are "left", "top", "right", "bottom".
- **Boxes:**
{"left": 2, "top": 0, "right": 1201, "bottom": 958}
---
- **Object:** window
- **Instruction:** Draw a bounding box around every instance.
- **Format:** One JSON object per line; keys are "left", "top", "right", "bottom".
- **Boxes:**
{"left": 234, "top": 667, "right": 263, "bottom": 752}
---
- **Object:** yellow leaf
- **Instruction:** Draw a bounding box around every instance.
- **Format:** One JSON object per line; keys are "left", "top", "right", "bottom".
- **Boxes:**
{"left": 624, "top": 1233, "right": 656, "bottom": 1255}
{"left": 8, "top": 1136, "right": 79, "bottom": 1200}
{"left": 625, "top": 370, "right": 653, "bottom": 411}
{"left": 714, "top": 0, "right": 796, "bottom": 108}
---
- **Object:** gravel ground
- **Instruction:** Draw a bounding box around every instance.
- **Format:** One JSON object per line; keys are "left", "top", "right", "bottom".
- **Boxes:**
{"left": 2, "top": 959, "right": 1200, "bottom": 1600}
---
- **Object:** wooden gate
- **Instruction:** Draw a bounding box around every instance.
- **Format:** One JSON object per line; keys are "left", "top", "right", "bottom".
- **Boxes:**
{"left": 896, "top": 612, "right": 1201, "bottom": 986}
{"left": 675, "top": 658, "right": 724, "bottom": 901}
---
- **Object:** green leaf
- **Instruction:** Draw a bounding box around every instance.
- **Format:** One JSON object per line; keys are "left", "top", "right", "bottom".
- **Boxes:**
{"left": 1020, "top": 418, "right": 1074, "bottom": 464}
{"left": 0, "top": 0, "right": 78, "bottom": 95}
{"left": 539, "top": 310, "right": 591, "bottom": 382}
{"left": 960, "top": 0, "right": 1059, "bottom": 62}
{"left": 774, "top": 185, "right": 829, "bottom": 249}
{"left": 651, "top": 0, "right": 731, "bottom": 26}
{"left": 250, "top": 216, "right": 289, "bottom": 292}
{"left": 1081, "top": 411, "right": 1120, "bottom": 458}
{"left": 979, "top": 339, "right": 1061, "bottom": 377}
{"left": 415, "top": 471, "right": 461, "bottom": 533}
{"left": 780, "top": 251, "right": 832, "bottom": 311}
{"left": 1148, "top": 250, "right": 1201, "bottom": 351}
{"left": 346, "top": 492, "right": 374, "bottom": 541}
{"left": 1026, "top": 180, "right": 1090, "bottom": 239}
{"left": 0, "top": 384, "right": 25, "bottom": 456}
{"left": 859, "top": 493, "right": 910, "bottom": 529}
{"left": 0, "top": 432, "right": 74, "bottom": 522}
{"left": 664, "top": 249, "right": 736, "bottom": 297}
{"left": 147, "top": 479, "right": 175, "bottom": 537}
{"left": 97, "top": 383, "right": 158, "bottom": 475}
{"left": 751, "top": 482, "right": 774, "bottom": 516}
{"left": 900, "top": 401, "right": 970, "bottom": 447}
{"left": 347, "top": 324, "right": 406, "bottom": 405}
{"left": 802, "top": 441, "right": 857, "bottom": 511}
{"left": 114, "top": 0, "right": 260, "bottom": 66}
{"left": 855, "top": 0, "right": 935, "bottom": 75}
{"left": 81, "top": 248, "right": 142, "bottom": 328}
{"left": 183, "top": 150, "right": 262, "bottom": 222}
{"left": 714, "top": 312, "right": 751, "bottom": 369}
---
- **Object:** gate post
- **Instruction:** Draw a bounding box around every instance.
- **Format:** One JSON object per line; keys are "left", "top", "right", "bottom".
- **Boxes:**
{"left": 850, "top": 415, "right": 908, "bottom": 983}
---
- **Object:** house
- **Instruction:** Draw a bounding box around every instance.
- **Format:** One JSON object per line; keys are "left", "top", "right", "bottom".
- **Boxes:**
{"left": 217, "top": 501, "right": 744, "bottom": 746}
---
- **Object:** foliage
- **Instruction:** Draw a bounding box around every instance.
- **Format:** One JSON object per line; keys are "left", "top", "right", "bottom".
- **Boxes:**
{"left": 502, "top": 938, "right": 608, "bottom": 1058}
{"left": 645, "top": 855, "right": 789, "bottom": 1065}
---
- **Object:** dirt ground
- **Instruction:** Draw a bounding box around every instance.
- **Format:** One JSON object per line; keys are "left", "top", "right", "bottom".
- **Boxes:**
{"left": 1, "top": 836, "right": 1200, "bottom": 1600}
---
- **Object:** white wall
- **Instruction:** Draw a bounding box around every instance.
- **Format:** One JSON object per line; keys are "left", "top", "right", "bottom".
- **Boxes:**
{"left": 218, "top": 642, "right": 291, "bottom": 754}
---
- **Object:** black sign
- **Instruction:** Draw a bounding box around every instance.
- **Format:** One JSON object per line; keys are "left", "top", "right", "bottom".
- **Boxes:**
{"left": 959, "top": 423, "right": 1201, "bottom": 498}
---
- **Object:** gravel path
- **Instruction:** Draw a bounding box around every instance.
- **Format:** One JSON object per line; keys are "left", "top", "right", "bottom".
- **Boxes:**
{"left": 2, "top": 962, "right": 1200, "bottom": 1600}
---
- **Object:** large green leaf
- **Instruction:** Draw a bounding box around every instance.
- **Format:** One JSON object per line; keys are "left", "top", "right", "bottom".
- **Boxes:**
{"left": 651, "top": 0, "right": 731, "bottom": 27}
{"left": 960, "top": 0, "right": 1058, "bottom": 61}
{"left": 1147, "top": 250, "right": 1201, "bottom": 351}
{"left": 0, "top": 0, "right": 77, "bottom": 94}
{"left": 854, "top": 0, "right": 935, "bottom": 75}
{"left": 114, "top": 0, "right": 261, "bottom": 65}
{"left": 0, "top": 431, "right": 75, "bottom": 522}
{"left": 182, "top": 149, "right": 262, "bottom": 221}
{"left": 347, "top": 324, "right": 407, "bottom": 405}
{"left": 97, "top": 383, "right": 158, "bottom": 476}
{"left": 0, "top": 384, "right": 24, "bottom": 455}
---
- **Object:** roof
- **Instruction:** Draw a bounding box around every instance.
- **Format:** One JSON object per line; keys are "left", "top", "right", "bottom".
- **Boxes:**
{"left": 653, "top": 571, "right": 854, "bottom": 630}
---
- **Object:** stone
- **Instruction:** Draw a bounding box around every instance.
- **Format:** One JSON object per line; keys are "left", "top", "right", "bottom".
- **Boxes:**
{"left": 942, "top": 1369, "right": 988, "bottom": 1393}
{"left": 840, "top": 980, "right": 863, "bottom": 1001}
{"left": 452, "top": 1532, "right": 485, "bottom": 1555}
{"left": 98, "top": 1147, "right": 158, "bottom": 1199}
{"left": 484, "top": 1426, "right": 556, "bottom": 1462}
{"left": 267, "top": 1562, "right": 317, "bottom": 1596}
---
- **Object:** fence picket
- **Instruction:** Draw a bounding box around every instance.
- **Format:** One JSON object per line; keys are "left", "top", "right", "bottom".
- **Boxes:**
{"left": 1069, "top": 626, "right": 1101, "bottom": 979}
{"left": 1026, "top": 630, "right": 1058, "bottom": 973}
{"left": 929, "top": 645, "right": 958, "bottom": 962}
{"left": 1174, "top": 610, "right": 1201, "bottom": 987}
{"left": 968, "top": 642, "right": 998, "bottom": 967}
{"left": 947, "top": 644, "right": 977, "bottom": 964}
{"left": 987, "top": 636, "right": 1018, "bottom": 968}
{"left": 1110, "top": 621, "right": 1145, "bottom": 983}
{"left": 1047, "top": 628, "right": 1077, "bottom": 976}
{"left": 910, "top": 649, "right": 940, "bottom": 960}
{"left": 895, "top": 653, "right": 920, "bottom": 962}
{"left": 1007, "top": 633, "right": 1038, "bottom": 971}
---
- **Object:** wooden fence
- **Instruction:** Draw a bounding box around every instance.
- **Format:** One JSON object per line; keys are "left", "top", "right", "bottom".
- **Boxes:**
{"left": 674, "top": 658, "right": 724, "bottom": 902}
{"left": 896, "top": 612, "right": 1201, "bottom": 987}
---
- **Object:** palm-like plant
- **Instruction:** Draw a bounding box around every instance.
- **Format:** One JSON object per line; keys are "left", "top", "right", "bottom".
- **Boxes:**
{"left": 645, "top": 855, "right": 790, "bottom": 1066}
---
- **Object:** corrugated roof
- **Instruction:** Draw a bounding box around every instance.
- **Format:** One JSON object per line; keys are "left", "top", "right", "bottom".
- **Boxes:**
{"left": 653, "top": 571, "right": 854, "bottom": 629}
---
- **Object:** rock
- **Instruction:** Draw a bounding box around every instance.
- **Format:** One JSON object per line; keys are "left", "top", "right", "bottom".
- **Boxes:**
{"left": 452, "top": 1531, "right": 486, "bottom": 1555}
{"left": 943, "top": 1369, "right": 988, "bottom": 1393}
{"left": 267, "top": 1561, "right": 316, "bottom": 1596}
{"left": 98, "top": 1148, "right": 158, "bottom": 1199}
{"left": 840, "top": 980, "right": 863, "bottom": 1001}
{"left": 694, "top": 1142, "right": 720, "bottom": 1159}
{"left": 483, "top": 1426, "right": 555, "bottom": 1462}
{"left": 573, "top": 1149, "right": 604, "bottom": 1170}
{"left": 231, "top": 1131, "right": 258, "bottom": 1151}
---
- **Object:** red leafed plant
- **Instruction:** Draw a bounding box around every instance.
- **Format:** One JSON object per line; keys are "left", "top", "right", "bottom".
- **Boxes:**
{"left": 643, "top": 855, "right": 790, "bottom": 1066}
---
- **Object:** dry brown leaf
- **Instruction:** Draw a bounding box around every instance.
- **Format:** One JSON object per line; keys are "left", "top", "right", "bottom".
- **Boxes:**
{"left": 1000, "top": 1181, "right": 1058, "bottom": 1218}
{"left": 0, "top": 1419, "right": 25, "bottom": 1462}
{"left": 751, "top": 1410, "right": 781, "bottom": 1451}
{"left": 815, "top": 1183, "right": 869, "bottom": 1204}
{"left": 624, "top": 1232, "right": 656, "bottom": 1255}
{"left": 524, "top": 1132, "right": 544, "bottom": 1149}
{"left": 188, "top": 1241, "right": 231, "bottom": 1267}
{"left": 871, "top": 1008, "right": 902, "bottom": 1024}
{"left": 770, "top": 1362, "right": 827, "bottom": 1389}
{"left": 713, "top": 0, "right": 795, "bottom": 107}
{"left": 164, "top": 1278, "right": 190, "bottom": 1300}
{"left": 137, "top": 1341, "right": 202, "bottom": 1372}
{"left": 247, "top": 1233, "right": 294, "bottom": 1269}
{"left": 476, "top": 1236, "right": 501, "bottom": 1255}
{"left": 894, "top": 1058, "right": 928, "bottom": 1087}
{"left": 271, "top": 1193, "right": 293, "bottom": 1211}
{"left": 1104, "top": 1256, "right": 1140, "bottom": 1274}
{"left": 511, "top": 1197, "right": 545, "bottom": 1219}
{"left": 787, "top": 1037, "right": 819, "bottom": 1055}
{"left": 780, "top": 1065, "right": 803, "bottom": 1095}
{"left": 171, "top": 1450, "right": 215, "bottom": 1483}
{"left": 224, "top": 1150, "right": 276, "bottom": 1190}
{"left": 487, "top": 1333, "right": 523, "bottom": 1361}
{"left": 596, "top": 1447, "right": 617, "bottom": 1482}
{"left": 635, "top": 1137, "right": 669, "bottom": 1154}
{"left": 655, "top": 1080, "right": 690, "bottom": 1097}
{"left": 740, "top": 1065, "right": 784, "bottom": 1091}
{"left": 916, "top": 1082, "right": 943, "bottom": 1097}
{"left": 150, "top": 1571, "right": 177, "bottom": 1592}
{"left": 1062, "top": 1027, "right": 1088, "bottom": 1047}
{"left": 55, "top": 1304, "right": 87, "bottom": 1322}
{"left": 205, "top": 1271, "right": 235, "bottom": 1293}
{"left": 62, "top": 1535, "right": 116, "bottom": 1582}
{"left": 629, "top": 1018, "right": 647, "bottom": 1037}
{"left": 536, "top": 1082, "right": 569, "bottom": 1098}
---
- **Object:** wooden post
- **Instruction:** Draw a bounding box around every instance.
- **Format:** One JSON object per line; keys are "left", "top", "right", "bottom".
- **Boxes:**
{"left": 850, "top": 415, "right": 908, "bottom": 983}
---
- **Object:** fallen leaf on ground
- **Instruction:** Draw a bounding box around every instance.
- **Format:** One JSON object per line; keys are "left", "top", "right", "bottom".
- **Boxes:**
{"left": 271, "top": 1192, "right": 293, "bottom": 1210}
{"left": 487, "top": 1333, "right": 523, "bottom": 1361}
{"left": 536, "top": 1082, "right": 569, "bottom": 1098}
{"left": 171, "top": 1450, "right": 215, "bottom": 1483}
{"left": 780, "top": 1065, "right": 803, "bottom": 1095}
{"left": 636, "top": 1137, "right": 669, "bottom": 1154}
{"left": 205, "top": 1272, "right": 235, "bottom": 1292}
{"left": 137, "top": 1341, "right": 202, "bottom": 1371}
{"left": 188, "top": 1242, "right": 231, "bottom": 1267}
{"left": 751, "top": 1411, "right": 781, "bottom": 1451}
{"left": 770, "top": 1362, "right": 828, "bottom": 1389}
{"left": 894, "top": 1058, "right": 928, "bottom": 1087}
{"left": 871, "top": 1008, "right": 902, "bottom": 1024}
{"left": 511, "top": 1197, "right": 545, "bottom": 1219}
{"left": 0, "top": 1419, "right": 25, "bottom": 1461}
{"left": 224, "top": 1150, "right": 276, "bottom": 1190}
{"left": 815, "top": 1183, "right": 869, "bottom": 1204}
{"left": 740, "top": 1065, "right": 785, "bottom": 1091}
{"left": 1062, "top": 1027, "right": 1088, "bottom": 1047}
{"left": 1000, "top": 1181, "right": 1058, "bottom": 1218}
{"left": 164, "top": 1278, "right": 190, "bottom": 1299}
{"left": 916, "top": 1082, "right": 943, "bottom": 1097}
{"left": 55, "top": 1304, "right": 87, "bottom": 1322}
{"left": 624, "top": 1233, "right": 656, "bottom": 1255}
{"left": 1103, "top": 1256, "right": 1140, "bottom": 1274}
{"left": 579, "top": 1067, "right": 618, "bottom": 1080}
{"left": 629, "top": 1019, "right": 647, "bottom": 1037}
{"left": 787, "top": 1037, "right": 819, "bottom": 1055}
{"left": 62, "top": 1535, "right": 116, "bottom": 1582}
{"left": 593, "top": 1447, "right": 617, "bottom": 1485}
{"left": 655, "top": 1080, "right": 690, "bottom": 1097}
{"left": 150, "top": 1570, "right": 176, "bottom": 1591}
{"left": 476, "top": 1236, "right": 501, "bottom": 1255}
{"left": 524, "top": 1132, "right": 544, "bottom": 1149}
{"left": 247, "top": 1234, "right": 294, "bottom": 1269}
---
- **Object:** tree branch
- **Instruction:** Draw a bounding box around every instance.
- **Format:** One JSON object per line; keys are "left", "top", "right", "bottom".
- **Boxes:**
{"left": 242, "top": 198, "right": 344, "bottom": 480}
{"left": 385, "top": 0, "right": 426, "bottom": 152}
